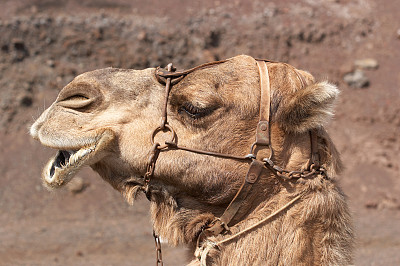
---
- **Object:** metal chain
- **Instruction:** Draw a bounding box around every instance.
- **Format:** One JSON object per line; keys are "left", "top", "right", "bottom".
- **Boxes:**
{"left": 153, "top": 230, "right": 164, "bottom": 266}
{"left": 143, "top": 144, "right": 164, "bottom": 265}
{"left": 263, "top": 157, "right": 327, "bottom": 180}
{"left": 143, "top": 143, "right": 161, "bottom": 196}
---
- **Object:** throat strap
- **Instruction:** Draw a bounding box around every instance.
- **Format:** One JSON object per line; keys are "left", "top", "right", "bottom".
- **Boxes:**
{"left": 199, "top": 160, "right": 265, "bottom": 239}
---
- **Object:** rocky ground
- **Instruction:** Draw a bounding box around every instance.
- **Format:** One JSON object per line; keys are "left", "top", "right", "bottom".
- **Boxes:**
{"left": 0, "top": 0, "right": 399, "bottom": 265}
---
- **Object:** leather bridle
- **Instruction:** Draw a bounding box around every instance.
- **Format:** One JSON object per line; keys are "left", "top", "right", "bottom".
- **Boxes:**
{"left": 142, "top": 57, "right": 327, "bottom": 265}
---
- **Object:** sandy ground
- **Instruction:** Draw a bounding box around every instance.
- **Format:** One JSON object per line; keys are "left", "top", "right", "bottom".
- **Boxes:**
{"left": 0, "top": 0, "right": 399, "bottom": 265}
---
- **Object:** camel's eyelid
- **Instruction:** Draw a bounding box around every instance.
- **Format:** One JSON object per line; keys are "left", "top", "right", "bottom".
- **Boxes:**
{"left": 178, "top": 102, "right": 216, "bottom": 120}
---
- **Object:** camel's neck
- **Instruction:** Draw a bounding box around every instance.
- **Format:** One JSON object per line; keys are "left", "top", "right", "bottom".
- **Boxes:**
{"left": 149, "top": 173, "right": 352, "bottom": 265}
{"left": 194, "top": 190, "right": 305, "bottom": 264}
{"left": 186, "top": 176, "right": 353, "bottom": 266}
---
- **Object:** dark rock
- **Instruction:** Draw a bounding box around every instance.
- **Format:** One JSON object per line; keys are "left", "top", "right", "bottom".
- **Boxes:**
{"left": 1, "top": 44, "right": 9, "bottom": 52}
{"left": 205, "top": 30, "right": 221, "bottom": 48}
{"left": 365, "top": 202, "right": 378, "bottom": 209}
{"left": 20, "top": 95, "right": 33, "bottom": 107}
{"left": 11, "top": 38, "right": 29, "bottom": 62}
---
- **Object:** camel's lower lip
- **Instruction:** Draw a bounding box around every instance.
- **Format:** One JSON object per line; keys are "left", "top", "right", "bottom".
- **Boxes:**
{"left": 43, "top": 145, "right": 96, "bottom": 189}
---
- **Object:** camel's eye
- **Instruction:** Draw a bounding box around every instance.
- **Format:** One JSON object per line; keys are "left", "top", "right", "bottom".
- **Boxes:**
{"left": 178, "top": 102, "right": 214, "bottom": 120}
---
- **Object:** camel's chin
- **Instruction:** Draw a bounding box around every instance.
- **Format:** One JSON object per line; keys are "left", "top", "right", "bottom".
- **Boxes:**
{"left": 42, "top": 146, "right": 95, "bottom": 189}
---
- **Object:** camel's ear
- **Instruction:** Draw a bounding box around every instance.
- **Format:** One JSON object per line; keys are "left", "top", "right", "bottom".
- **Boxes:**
{"left": 275, "top": 81, "right": 339, "bottom": 133}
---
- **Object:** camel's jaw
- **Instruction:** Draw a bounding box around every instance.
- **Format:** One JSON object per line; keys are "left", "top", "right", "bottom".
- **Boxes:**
{"left": 40, "top": 130, "right": 115, "bottom": 189}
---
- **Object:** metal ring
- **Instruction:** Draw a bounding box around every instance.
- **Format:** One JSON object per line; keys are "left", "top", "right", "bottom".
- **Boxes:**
{"left": 249, "top": 142, "right": 274, "bottom": 160}
{"left": 249, "top": 143, "right": 257, "bottom": 155}
{"left": 150, "top": 124, "right": 176, "bottom": 149}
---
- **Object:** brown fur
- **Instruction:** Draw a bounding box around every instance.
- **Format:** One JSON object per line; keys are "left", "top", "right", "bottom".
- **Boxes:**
{"left": 30, "top": 55, "right": 353, "bottom": 265}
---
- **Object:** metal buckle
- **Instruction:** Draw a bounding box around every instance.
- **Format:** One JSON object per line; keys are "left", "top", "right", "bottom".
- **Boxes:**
{"left": 249, "top": 142, "right": 274, "bottom": 160}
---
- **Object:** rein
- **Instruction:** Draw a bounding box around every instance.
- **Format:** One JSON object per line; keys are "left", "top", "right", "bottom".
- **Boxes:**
{"left": 141, "top": 57, "right": 327, "bottom": 265}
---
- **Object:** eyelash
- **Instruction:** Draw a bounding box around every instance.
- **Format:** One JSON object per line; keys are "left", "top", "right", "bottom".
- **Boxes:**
{"left": 178, "top": 103, "right": 213, "bottom": 120}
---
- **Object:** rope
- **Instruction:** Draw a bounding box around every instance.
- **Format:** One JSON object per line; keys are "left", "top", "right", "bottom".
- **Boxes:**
{"left": 217, "top": 192, "right": 304, "bottom": 245}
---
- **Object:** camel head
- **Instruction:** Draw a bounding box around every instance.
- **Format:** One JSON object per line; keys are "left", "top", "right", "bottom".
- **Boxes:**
{"left": 30, "top": 55, "right": 342, "bottom": 246}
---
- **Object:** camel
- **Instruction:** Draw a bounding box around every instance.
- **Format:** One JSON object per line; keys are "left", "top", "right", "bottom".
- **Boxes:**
{"left": 30, "top": 55, "right": 353, "bottom": 265}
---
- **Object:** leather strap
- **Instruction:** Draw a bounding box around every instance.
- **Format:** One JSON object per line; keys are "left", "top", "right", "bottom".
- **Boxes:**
{"left": 254, "top": 60, "right": 271, "bottom": 147}
{"left": 156, "top": 59, "right": 229, "bottom": 80}
{"left": 200, "top": 160, "right": 265, "bottom": 238}
{"left": 256, "top": 60, "right": 271, "bottom": 123}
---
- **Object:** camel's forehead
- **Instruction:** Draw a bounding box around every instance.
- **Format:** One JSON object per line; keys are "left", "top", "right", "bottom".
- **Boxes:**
{"left": 187, "top": 56, "right": 257, "bottom": 82}
{"left": 171, "top": 57, "right": 260, "bottom": 105}
{"left": 65, "top": 56, "right": 259, "bottom": 102}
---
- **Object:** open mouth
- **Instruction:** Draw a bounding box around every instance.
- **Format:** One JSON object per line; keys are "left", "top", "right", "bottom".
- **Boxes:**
{"left": 36, "top": 129, "right": 114, "bottom": 189}
{"left": 43, "top": 145, "right": 96, "bottom": 189}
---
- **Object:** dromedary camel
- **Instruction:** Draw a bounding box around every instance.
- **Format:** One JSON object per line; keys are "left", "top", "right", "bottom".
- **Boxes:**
{"left": 30, "top": 55, "right": 353, "bottom": 265}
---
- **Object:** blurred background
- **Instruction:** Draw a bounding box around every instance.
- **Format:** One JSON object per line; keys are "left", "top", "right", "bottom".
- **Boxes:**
{"left": 0, "top": 0, "right": 399, "bottom": 265}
